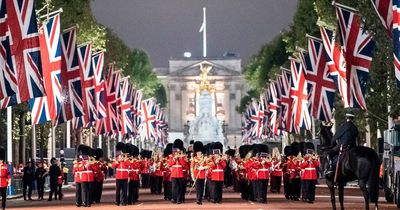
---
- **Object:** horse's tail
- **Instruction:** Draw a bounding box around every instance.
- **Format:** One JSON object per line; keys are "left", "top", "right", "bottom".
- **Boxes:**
{"left": 368, "top": 157, "right": 380, "bottom": 203}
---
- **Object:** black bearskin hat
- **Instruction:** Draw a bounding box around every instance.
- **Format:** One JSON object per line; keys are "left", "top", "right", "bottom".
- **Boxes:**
{"left": 193, "top": 141, "right": 204, "bottom": 153}
{"left": 78, "top": 145, "right": 92, "bottom": 156}
{"left": 163, "top": 143, "right": 173, "bottom": 157}
{"left": 0, "top": 147, "right": 5, "bottom": 161}
{"left": 116, "top": 142, "right": 126, "bottom": 152}
{"left": 225, "top": 149, "right": 236, "bottom": 157}
{"left": 304, "top": 142, "right": 315, "bottom": 152}
{"left": 173, "top": 139, "right": 184, "bottom": 151}
{"left": 256, "top": 144, "right": 269, "bottom": 155}
{"left": 213, "top": 142, "right": 223, "bottom": 154}
{"left": 130, "top": 144, "right": 140, "bottom": 157}
{"left": 203, "top": 143, "right": 211, "bottom": 155}
{"left": 298, "top": 142, "right": 306, "bottom": 155}
{"left": 284, "top": 146, "right": 291, "bottom": 156}
{"left": 95, "top": 148, "right": 103, "bottom": 160}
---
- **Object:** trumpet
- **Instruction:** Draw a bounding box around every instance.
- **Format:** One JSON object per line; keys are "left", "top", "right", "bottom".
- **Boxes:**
{"left": 311, "top": 153, "right": 319, "bottom": 160}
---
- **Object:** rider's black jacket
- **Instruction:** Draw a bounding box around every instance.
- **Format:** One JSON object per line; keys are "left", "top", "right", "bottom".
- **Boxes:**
{"left": 333, "top": 120, "right": 358, "bottom": 147}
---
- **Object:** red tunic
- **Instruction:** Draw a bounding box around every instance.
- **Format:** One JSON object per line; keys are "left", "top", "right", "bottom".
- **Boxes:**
{"left": 80, "top": 160, "right": 94, "bottom": 182}
{"left": 141, "top": 159, "right": 150, "bottom": 174}
{"left": 300, "top": 158, "right": 319, "bottom": 180}
{"left": 168, "top": 154, "right": 187, "bottom": 178}
{"left": 191, "top": 156, "right": 207, "bottom": 180}
{"left": 245, "top": 159, "right": 257, "bottom": 181}
{"left": 73, "top": 163, "right": 84, "bottom": 183}
{"left": 209, "top": 157, "right": 226, "bottom": 181}
{"left": 271, "top": 160, "right": 283, "bottom": 177}
{"left": 288, "top": 159, "right": 300, "bottom": 180}
{"left": 129, "top": 160, "right": 141, "bottom": 181}
{"left": 92, "top": 162, "right": 105, "bottom": 182}
{"left": 0, "top": 164, "right": 10, "bottom": 188}
{"left": 112, "top": 160, "right": 130, "bottom": 180}
{"left": 162, "top": 158, "right": 171, "bottom": 182}
{"left": 255, "top": 159, "right": 272, "bottom": 180}
{"left": 153, "top": 160, "right": 164, "bottom": 177}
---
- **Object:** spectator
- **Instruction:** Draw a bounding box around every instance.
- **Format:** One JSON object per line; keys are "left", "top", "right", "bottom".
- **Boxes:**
{"left": 35, "top": 162, "right": 47, "bottom": 200}
{"left": 48, "top": 158, "right": 61, "bottom": 201}
{"left": 22, "top": 161, "right": 34, "bottom": 201}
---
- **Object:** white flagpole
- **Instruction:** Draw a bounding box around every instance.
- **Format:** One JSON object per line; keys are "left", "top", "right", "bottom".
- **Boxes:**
{"left": 66, "top": 120, "right": 71, "bottom": 148}
{"left": 52, "top": 125, "right": 56, "bottom": 158}
{"left": 98, "top": 135, "right": 102, "bottom": 149}
{"left": 32, "top": 124, "right": 36, "bottom": 160}
{"left": 7, "top": 107, "right": 12, "bottom": 162}
{"left": 202, "top": 7, "right": 207, "bottom": 57}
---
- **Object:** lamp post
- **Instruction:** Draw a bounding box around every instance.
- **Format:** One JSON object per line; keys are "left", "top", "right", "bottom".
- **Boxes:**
{"left": 184, "top": 120, "right": 190, "bottom": 144}
{"left": 234, "top": 136, "right": 237, "bottom": 149}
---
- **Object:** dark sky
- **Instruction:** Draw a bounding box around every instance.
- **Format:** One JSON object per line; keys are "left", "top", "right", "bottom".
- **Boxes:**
{"left": 91, "top": 0, "right": 298, "bottom": 68}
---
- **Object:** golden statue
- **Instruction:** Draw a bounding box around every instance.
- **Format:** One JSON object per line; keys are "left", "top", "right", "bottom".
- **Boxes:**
{"left": 199, "top": 63, "right": 213, "bottom": 91}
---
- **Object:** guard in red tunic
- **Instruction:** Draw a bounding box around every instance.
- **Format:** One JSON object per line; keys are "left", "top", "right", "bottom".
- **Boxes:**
{"left": 168, "top": 139, "right": 187, "bottom": 204}
{"left": 163, "top": 143, "right": 173, "bottom": 201}
{"left": 127, "top": 144, "right": 141, "bottom": 205}
{"left": 209, "top": 147, "right": 227, "bottom": 204}
{"left": 112, "top": 142, "right": 130, "bottom": 206}
{"left": 289, "top": 154, "right": 301, "bottom": 201}
{"left": 73, "top": 157, "right": 84, "bottom": 207}
{"left": 246, "top": 155, "right": 257, "bottom": 201}
{"left": 270, "top": 147, "right": 283, "bottom": 193}
{"left": 190, "top": 141, "right": 207, "bottom": 205}
{"left": 0, "top": 148, "right": 10, "bottom": 210}
{"left": 152, "top": 153, "right": 164, "bottom": 194}
{"left": 140, "top": 151, "right": 151, "bottom": 188}
{"left": 256, "top": 153, "right": 272, "bottom": 203}
{"left": 93, "top": 148, "right": 105, "bottom": 203}
{"left": 80, "top": 146, "right": 94, "bottom": 207}
{"left": 300, "top": 149, "right": 319, "bottom": 203}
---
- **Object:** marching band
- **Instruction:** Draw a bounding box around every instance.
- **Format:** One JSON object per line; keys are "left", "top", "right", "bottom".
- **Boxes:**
{"left": 69, "top": 140, "right": 320, "bottom": 207}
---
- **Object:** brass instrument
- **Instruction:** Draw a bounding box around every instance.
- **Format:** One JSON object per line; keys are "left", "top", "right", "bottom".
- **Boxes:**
{"left": 311, "top": 153, "right": 319, "bottom": 160}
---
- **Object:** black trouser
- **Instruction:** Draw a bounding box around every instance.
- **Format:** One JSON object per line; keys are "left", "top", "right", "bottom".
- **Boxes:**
{"left": 128, "top": 180, "right": 139, "bottom": 204}
{"left": 257, "top": 179, "right": 268, "bottom": 202}
{"left": 58, "top": 184, "right": 63, "bottom": 199}
{"left": 0, "top": 187, "right": 6, "bottom": 208}
{"left": 270, "top": 175, "right": 282, "bottom": 193}
{"left": 93, "top": 181, "right": 103, "bottom": 203}
{"left": 37, "top": 179, "right": 45, "bottom": 199}
{"left": 251, "top": 180, "right": 258, "bottom": 201}
{"left": 116, "top": 179, "right": 128, "bottom": 205}
{"left": 195, "top": 179, "right": 205, "bottom": 202}
{"left": 204, "top": 179, "right": 210, "bottom": 200}
{"left": 48, "top": 182, "right": 58, "bottom": 201}
{"left": 81, "top": 182, "right": 91, "bottom": 205}
{"left": 171, "top": 178, "right": 184, "bottom": 203}
{"left": 181, "top": 178, "right": 187, "bottom": 202}
{"left": 212, "top": 181, "right": 223, "bottom": 203}
{"left": 75, "top": 183, "right": 82, "bottom": 205}
{"left": 64, "top": 173, "right": 68, "bottom": 185}
{"left": 23, "top": 182, "right": 33, "bottom": 200}
{"left": 283, "top": 174, "right": 291, "bottom": 199}
{"left": 150, "top": 175, "right": 155, "bottom": 193}
{"left": 239, "top": 179, "right": 248, "bottom": 200}
{"left": 291, "top": 178, "right": 301, "bottom": 199}
{"left": 303, "top": 180, "right": 316, "bottom": 201}
{"left": 141, "top": 174, "right": 150, "bottom": 188}
{"left": 163, "top": 180, "right": 172, "bottom": 200}
{"left": 154, "top": 176, "right": 162, "bottom": 194}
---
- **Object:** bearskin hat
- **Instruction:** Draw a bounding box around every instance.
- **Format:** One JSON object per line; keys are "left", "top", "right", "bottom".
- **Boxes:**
{"left": 95, "top": 148, "right": 103, "bottom": 160}
{"left": 256, "top": 144, "right": 269, "bottom": 155}
{"left": 225, "top": 149, "right": 236, "bottom": 157}
{"left": 304, "top": 142, "right": 315, "bottom": 151}
{"left": 284, "top": 146, "right": 291, "bottom": 156}
{"left": 0, "top": 147, "right": 5, "bottom": 161}
{"left": 298, "top": 142, "right": 306, "bottom": 155}
{"left": 78, "top": 145, "right": 92, "bottom": 156}
{"left": 163, "top": 143, "right": 173, "bottom": 157}
{"left": 130, "top": 144, "right": 140, "bottom": 157}
{"left": 193, "top": 141, "right": 204, "bottom": 153}
{"left": 116, "top": 142, "right": 126, "bottom": 152}
{"left": 239, "top": 145, "right": 249, "bottom": 159}
{"left": 203, "top": 143, "right": 211, "bottom": 155}
{"left": 173, "top": 139, "right": 184, "bottom": 150}
{"left": 290, "top": 145, "right": 299, "bottom": 156}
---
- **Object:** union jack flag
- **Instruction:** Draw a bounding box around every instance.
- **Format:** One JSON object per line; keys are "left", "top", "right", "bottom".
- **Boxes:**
{"left": 300, "top": 36, "right": 336, "bottom": 122}
{"left": 138, "top": 98, "right": 157, "bottom": 142}
{"left": 290, "top": 58, "right": 311, "bottom": 133}
{"left": 0, "top": 0, "right": 17, "bottom": 101}
{"left": 392, "top": 0, "right": 400, "bottom": 88}
{"left": 117, "top": 77, "right": 133, "bottom": 135}
{"left": 268, "top": 80, "right": 281, "bottom": 136}
{"left": 6, "top": 0, "right": 45, "bottom": 103}
{"left": 278, "top": 68, "right": 293, "bottom": 133}
{"left": 155, "top": 106, "right": 168, "bottom": 145}
{"left": 249, "top": 98, "right": 264, "bottom": 139}
{"left": 78, "top": 43, "right": 96, "bottom": 126}
{"left": 371, "top": 0, "right": 392, "bottom": 37}
{"left": 132, "top": 88, "right": 142, "bottom": 133}
{"left": 335, "top": 4, "right": 375, "bottom": 110}
{"left": 92, "top": 51, "right": 105, "bottom": 119}
{"left": 30, "top": 14, "right": 62, "bottom": 125}
{"left": 104, "top": 64, "right": 121, "bottom": 134}
{"left": 56, "top": 27, "right": 83, "bottom": 125}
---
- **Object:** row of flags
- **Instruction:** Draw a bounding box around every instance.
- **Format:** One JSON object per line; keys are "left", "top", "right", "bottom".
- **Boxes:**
{"left": 242, "top": 2, "right": 375, "bottom": 143}
{"left": 0, "top": 0, "right": 168, "bottom": 145}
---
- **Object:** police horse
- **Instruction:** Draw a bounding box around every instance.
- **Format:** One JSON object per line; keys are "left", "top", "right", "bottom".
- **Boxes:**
{"left": 319, "top": 123, "right": 380, "bottom": 210}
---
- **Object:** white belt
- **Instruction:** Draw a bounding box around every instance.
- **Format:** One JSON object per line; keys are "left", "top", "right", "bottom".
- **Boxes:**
{"left": 117, "top": 169, "right": 129, "bottom": 172}
{"left": 304, "top": 168, "right": 315, "bottom": 171}
{"left": 81, "top": 171, "right": 92, "bottom": 173}
{"left": 290, "top": 169, "right": 296, "bottom": 171}
{"left": 172, "top": 165, "right": 182, "bottom": 168}
{"left": 130, "top": 169, "right": 139, "bottom": 172}
{"left": 213, "top": 169, "right": 223, "bottom": 172}
{"left": 258, "top": 169, "right": 269, "bottom": 171}
{"left": 274, "top": 169, "right": 282, "bottom": 172}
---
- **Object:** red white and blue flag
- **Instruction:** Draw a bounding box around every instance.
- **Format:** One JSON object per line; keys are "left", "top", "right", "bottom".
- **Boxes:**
{"left": 0, "top": 0, "right": 17, "bottom": 101}
{"left": 335, "top": 4, "right": 375, "bottom": 110}
{"left": 30, "top": 13, "right": 62, "bottom": 125}
{"left": 104, "top": 64, "right": 121, "bottom": 134}
{"left": 138, "top": 98, "right": 157, "bottom": 142}
{"left": 278, "top": 68, "right": 293, "bottom": 133}
{"left": 249, "top": 98, "right": 264, "bottom": 139}
{"left": 290, "top": 58, "right": 311, "bottom": 133}
{"left": 268, "top": 80, "right": 281, "bottom": 136}
{"left": 301, "top": 36, "right": 336, "bottom": 122}
{"left": 371, "top": 0, "right": 393, "bottom": 36}
{"left": 117, "top": 77, "right": 133, "bottom": 135}
{"left": 92, "top": 51, "right": 105, "bottom": 119}
{"left": 56, "top": 27, "right": 83, "bottom": 125}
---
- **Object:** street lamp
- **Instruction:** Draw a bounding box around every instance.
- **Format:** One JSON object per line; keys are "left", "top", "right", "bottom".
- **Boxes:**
{"left": 234, "top": 136, "right": 237, "bottom": 149}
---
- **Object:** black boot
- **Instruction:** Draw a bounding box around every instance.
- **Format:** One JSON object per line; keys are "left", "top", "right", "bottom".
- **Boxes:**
{"left": 324, "top": 156, "right": 334, "bottom": 177}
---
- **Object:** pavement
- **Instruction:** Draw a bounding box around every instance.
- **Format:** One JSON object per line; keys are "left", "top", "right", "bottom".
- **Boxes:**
{"left": 5, "top": 178, "right": 398, "bottom": 210}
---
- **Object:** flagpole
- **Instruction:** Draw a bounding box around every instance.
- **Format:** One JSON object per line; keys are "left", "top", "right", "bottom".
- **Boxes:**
{"left": 98, "top": 135, "right": 102, "bottom": 149}
{"left": 7, "top": 107, "right": 12, "bottom": 162}
{"left": 52, "top": 125, "right": 56, "bottom": 158}
{"left": 202, "top": 7, "right": 207, "bottom": 57}
{"left": 32, "top": 125, "right": 36, "bottom": 160}
{"left": 66, "top": 121, "right": 71, "bottom": 148}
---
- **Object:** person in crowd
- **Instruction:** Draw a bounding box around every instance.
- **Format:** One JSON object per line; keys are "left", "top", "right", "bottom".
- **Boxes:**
{"left": 35, "top": 162, "right": 47, "bottom": 200}
{"left": 22, "top": 161, "right": 35, "bottom": 201}
{"left": 48, "top": 157, "right": 61, "bottom": 201}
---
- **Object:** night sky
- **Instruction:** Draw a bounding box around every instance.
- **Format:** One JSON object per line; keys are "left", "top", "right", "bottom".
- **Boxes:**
{"left": 91, "top": 0, "right": 298, "bottom": 68}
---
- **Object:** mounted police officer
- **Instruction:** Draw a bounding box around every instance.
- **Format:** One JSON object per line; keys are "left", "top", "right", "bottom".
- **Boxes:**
{"left": 326, "top": 112, "right": 359, "bottom": 175}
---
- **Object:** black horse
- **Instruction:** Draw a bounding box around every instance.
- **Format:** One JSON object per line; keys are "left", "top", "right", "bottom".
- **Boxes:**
{"left": 319, "top": 123, "right": 380, "bottom": 210}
